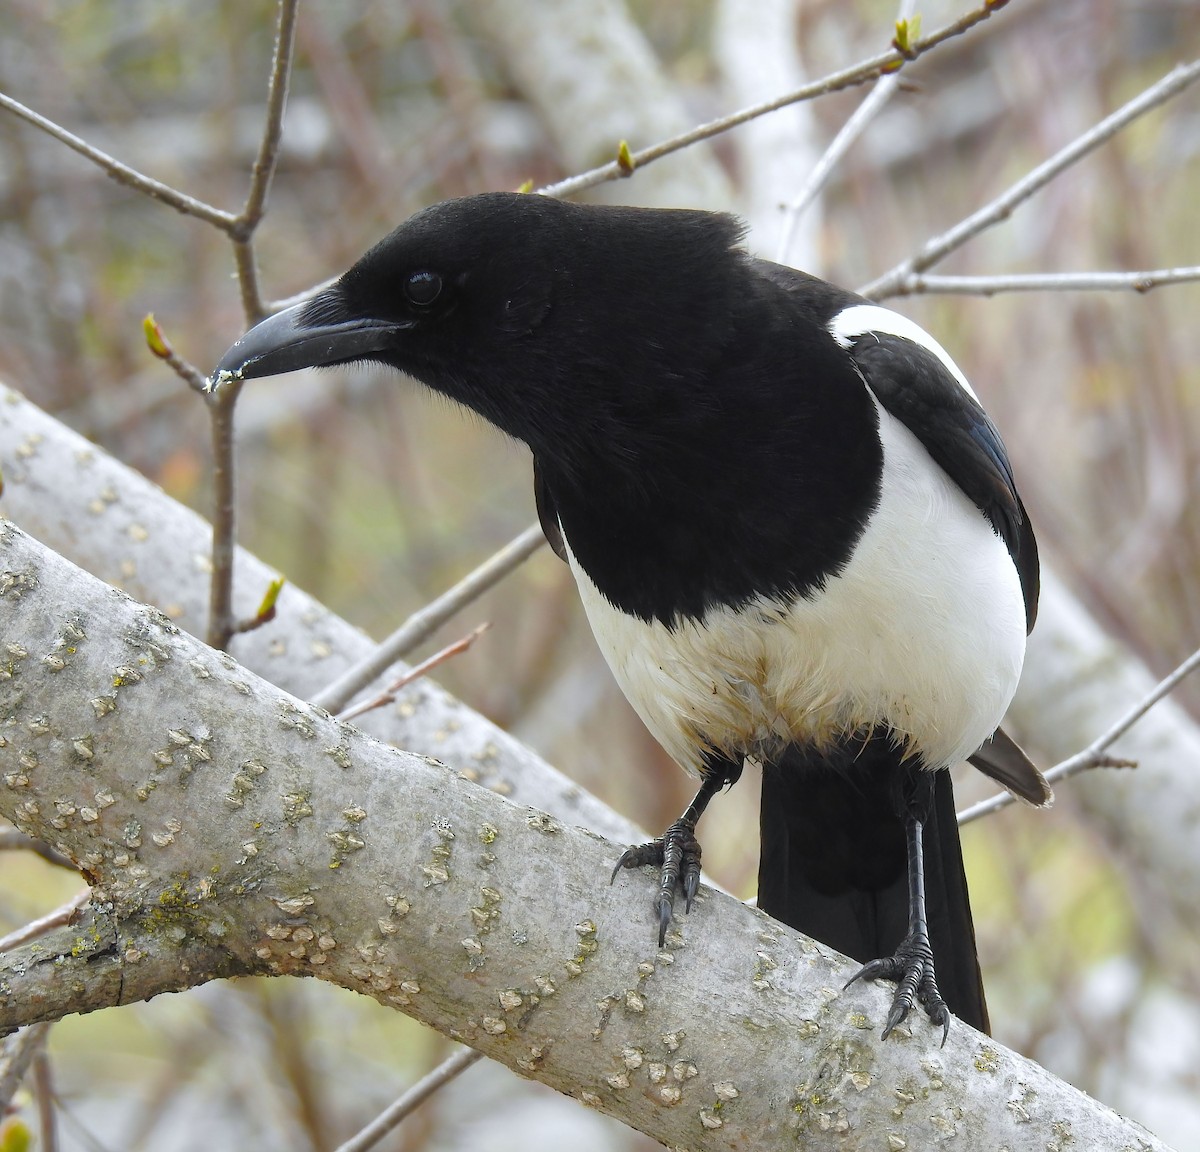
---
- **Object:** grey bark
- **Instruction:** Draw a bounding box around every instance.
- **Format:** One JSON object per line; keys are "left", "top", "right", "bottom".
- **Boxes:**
{"left": 0, "top": 520, "right": 1172, "bottom": 1151}
{"left": 8, "top": 374, "right": 1200, "bottom": 926}
{"left": 0, "top": 381, "right": 638, "bottom": 848}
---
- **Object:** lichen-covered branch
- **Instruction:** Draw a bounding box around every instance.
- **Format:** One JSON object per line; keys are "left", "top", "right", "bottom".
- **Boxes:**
{"left": 0, "top": 521, "right": 1174, "bottom": 1151}
{"left": 0, "top": 381, "right": 638, "bottom": 847}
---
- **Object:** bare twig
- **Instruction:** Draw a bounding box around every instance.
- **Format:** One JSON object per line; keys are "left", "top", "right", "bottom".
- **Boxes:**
{"left": 143, "top": 314, "right": 210, "bottom": 394}
{"left": 0, "top": 830, "right": 76, "bottom": 871}
{"left": 3, "top": 4, "right": 301, "bottom": 653}
{"left": 0, "top": 1023, "right": 51, "bottom": 1111}
{"left": 538, "top": 0, "right": 1013, "bottom": 201}
{"left": 38, "top": 1095, "right": 117, "bottom": 1152}
{"left": 207, "top": 0, "right": 299, "bottom": 645}
{"left": 338, "top": 623, "right": 491, "bottom": 723}
{"left": 333, "top": 1048, "right": 483, "bottom": 1152}
{"left": 958, "top": 644, "right": 1200, "bottom": 826}
{"left": 33, "top": 1049, "right": 59, "bottom": 1152}
{"left": 265, "top": 274, "right": 340, "bottom": 315}
{"left": 4, "top": 2, "right": 300, "bottom": 655}
{"left": 0, "top": 92, "right": 236, "bottom": 230}
{"left": 0, "top": 890, "right": 91, "bottom": 954}
{"left": 238, "top": 0, "right": 298, "bottom": 238}
{"left": 776, "top": 0, "right": 916, "bottom": 265}
{"left": 877, "top": 267, "right": 1200, "bottom": 296}
{"left": 206, "top": 384, "right": 244, "bottom": 651}
{"left": 258, "top": 22, "right": 1200, "bottom": 333}
{"left": 861, "top": 58, "right": 1200, "bottom": 300}
{"left": 312, "top": 523, "right": 546, "bottom": 715}
{"left": 230, "top": 0, "right": 301, "bottom": 324}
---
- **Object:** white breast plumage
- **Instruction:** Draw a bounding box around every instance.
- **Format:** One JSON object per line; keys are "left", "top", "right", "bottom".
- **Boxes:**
{"left": 564, "top": 398, "right": 1027, "bottom": 777}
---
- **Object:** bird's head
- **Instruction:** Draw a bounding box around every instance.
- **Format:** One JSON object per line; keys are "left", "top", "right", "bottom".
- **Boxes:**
{"left": 212, "top": 192, "right": 747, "bottom": 464}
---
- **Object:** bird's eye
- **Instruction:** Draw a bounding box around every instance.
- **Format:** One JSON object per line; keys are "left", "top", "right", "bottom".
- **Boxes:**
{"left": 405, "top": 271, "right": 442, "bottom": 307}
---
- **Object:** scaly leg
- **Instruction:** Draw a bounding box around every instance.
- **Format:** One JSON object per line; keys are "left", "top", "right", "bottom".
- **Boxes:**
{"left": 612, "top": 757, "right": 741, "bottom": 946}
{"left": 845, "top": 810, "right": 952, "bottom": 1045}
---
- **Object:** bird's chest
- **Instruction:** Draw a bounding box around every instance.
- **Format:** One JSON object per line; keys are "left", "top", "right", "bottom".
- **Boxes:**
{"left": 567, "top": 571, "right": 812, "bottom": 773}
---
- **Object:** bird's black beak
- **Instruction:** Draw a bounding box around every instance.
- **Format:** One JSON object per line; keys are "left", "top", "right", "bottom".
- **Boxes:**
{"left": 207, "top": 295, "right": 408, "bottom": 393}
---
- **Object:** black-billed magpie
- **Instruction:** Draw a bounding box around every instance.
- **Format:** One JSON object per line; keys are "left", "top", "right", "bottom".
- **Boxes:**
{"left": 212, "top": 192, "right": 1050, "bottom": 1042}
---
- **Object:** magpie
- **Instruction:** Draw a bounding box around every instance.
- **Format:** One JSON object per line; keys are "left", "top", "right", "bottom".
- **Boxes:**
{"left": 212, "top": 192, "right": 1050, "bottom": 1041}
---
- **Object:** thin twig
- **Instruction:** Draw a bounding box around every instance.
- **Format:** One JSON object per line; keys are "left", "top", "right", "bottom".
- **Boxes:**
{"left": 333, "top": 1048, "right": 483, "bottom": 1152}
{"left": 312, "top": 523, "right": 546, "bottom": 715}
{"left": 0, "top": 889, "right": 91, "bottom": 954}
{"left": 33, "top": 1049, "right": 59, "bottom": 1152}
{"left": 958, "top": 644, "right": 1200, "bottom": 826}
{"left": 231, "top": 0, "right": 301, "bottom": 324}
{"left": 777, "top": 0, "right": 916, "bottom": 265}
{"left": 0, "top": 830, "right": 76, "bottom": 871}
{"left": 205, "top": 0, "right": 301, "bottom": 648}
{"left": 0, "top": 92, "right": 237, "bottom": 230}
{"left": 861, "top": 58, "right": 1200, "bottom": 300}
{"left": 143, "top": 314, "right": 210, "bottom": 394}
{"left": 0, "top": 1023, "right": 51, "bottom": 1111}
{"left": 238, "top": 0, "right": 299, "bottom": 238}
{"left": 265, "top": 274, "right": 340, "bottom": 315}
{"left": 338, "top": 624, "right": 491, "bottom": 723}
{"left": 206, "top": 384, "right": 243, "bottom": 651}
{"left": 538, "top": 0, "right": 1013, "bottom": 201}
{"left": 879, "top": 267, "right": 1200, "bottom": 296}
{"left": 262, "top": 79, "right": 1200, "bottom": 317}
{"left": 37, "top": 1094, "right": 117, "bottom": 1152}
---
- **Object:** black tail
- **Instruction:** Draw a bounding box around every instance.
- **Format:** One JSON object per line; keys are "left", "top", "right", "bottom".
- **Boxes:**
{"left": 758, "top": 738, "right": 989, "bottom": 1033}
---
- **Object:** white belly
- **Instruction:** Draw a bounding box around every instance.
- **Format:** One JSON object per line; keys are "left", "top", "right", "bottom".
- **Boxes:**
{"left": 565, "top": 404, "right": 1027, "bottom": 775}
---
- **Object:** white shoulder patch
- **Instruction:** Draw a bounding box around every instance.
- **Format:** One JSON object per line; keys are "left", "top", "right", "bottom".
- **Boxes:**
{"left": 828, "top": 303, "right": 979, "bottom": 403}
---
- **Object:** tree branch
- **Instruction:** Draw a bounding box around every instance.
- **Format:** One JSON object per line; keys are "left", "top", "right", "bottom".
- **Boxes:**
{"left": 230, "top": 0, "right": 301, "bottom": 324}
{"left": 0, "top": 1023, "right": 51, "bottom": 1112}
{"left": 0, "top": 889, "right": 90, "bottom": 954}
{"left": 993, "top": 571, "right": 1200, "bottom": 922}
{"left": 333, "top": 1049, "right": 483, "bottom": 1152}
{"left": 337, "top": 624, "right": 491, "bottom": 724}
{"left": 312, "top": 525, "right": 545, "bottom": 715}
{"left": 959, "top": 642, "right": 1200, "bottom": 826}
{"left": 860, "top": 58, "right": 1200, "bottom": 300}
{"left": 0, "top": 381, "right": 639, "bottom": 847}
{"left": 872, "top": 267, "right": 1200, "bottom": 297}
{"left": 206, "top": 383, "right": 244, "bottom": 652}
{"left": 0, "top": 92, "right": 236, "bottom": 230}
{"left": 0, "top": 520, "right": 1175, "bottom": 1151}
{"left": 0, "top": 829, "right": 76, "bottom": 871}
{"left": 537, "top": 0, "right": 1015, "bottom": 201}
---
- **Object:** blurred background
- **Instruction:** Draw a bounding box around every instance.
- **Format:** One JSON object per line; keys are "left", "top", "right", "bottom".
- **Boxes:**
{"left": 2, "top": 0, "right": 1200, "bottom": 1148}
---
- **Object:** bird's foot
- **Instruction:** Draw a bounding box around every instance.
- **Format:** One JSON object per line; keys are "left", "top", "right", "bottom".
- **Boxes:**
{"left": 611, "top": 819, "right": 702, "bottom": 946}
{"left": 845, "top": 928, "right": 951, "bottom": 1045}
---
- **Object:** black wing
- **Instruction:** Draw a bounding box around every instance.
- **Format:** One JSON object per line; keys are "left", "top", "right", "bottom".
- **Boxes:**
{"left": 848, "top": 331, "right": 1040, "bottom": 633}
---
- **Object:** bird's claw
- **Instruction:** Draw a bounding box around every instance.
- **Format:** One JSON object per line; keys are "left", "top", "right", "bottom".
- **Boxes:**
{"left": 845, "top": 930, "right": 951, "bottom": 1045}
{"left": 612, "top": 819, "right": 703, "bottom": 946}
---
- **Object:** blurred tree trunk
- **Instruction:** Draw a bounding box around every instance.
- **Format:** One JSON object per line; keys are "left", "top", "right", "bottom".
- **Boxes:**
{"left": 1011, "top": 571, "right": 1200, "bottom": 928}
{"left": 471, "top": 0, "right": 733, "bottom": 209}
